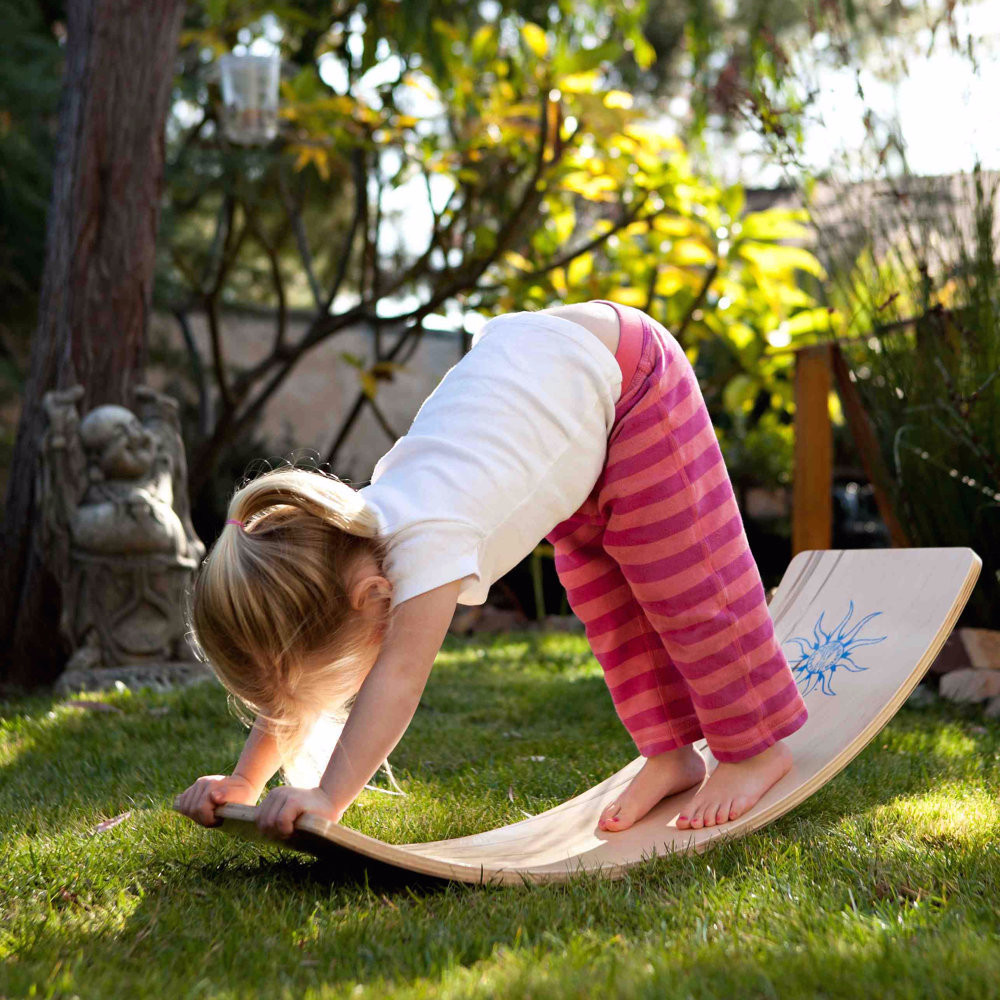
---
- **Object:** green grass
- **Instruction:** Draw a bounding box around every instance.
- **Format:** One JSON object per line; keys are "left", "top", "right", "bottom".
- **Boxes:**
{"left": 2, "top": 631, "right": 999, "bottom": 999}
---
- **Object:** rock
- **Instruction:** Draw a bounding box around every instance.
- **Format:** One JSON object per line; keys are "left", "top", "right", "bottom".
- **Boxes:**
{"left": 960, "top": 628, "right": 1000, "bottom": 669}
{"left": 929, "top": 630, "right": 973, "bottom": 675}
{"left": 527, "top": 614, "right": 586, "bottom": 633}
{"left": 448, "top": 605, "right": 483, "bottom": 635}
{"left": 448, "top": 605, "right": 529, "bottom": 635}
{"left": 939, "top": 668, "right": 1000, "bottom": 704}
{"left": 929, "top": 627, "right": 1000, "bottom": 676}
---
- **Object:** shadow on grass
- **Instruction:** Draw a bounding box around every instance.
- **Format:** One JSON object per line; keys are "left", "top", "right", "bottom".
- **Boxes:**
{"left": 4, "top": 629, "right": 999, "bottom": 997}
{"left": 10, "top": 796, "right": 1000, "bottom": 999}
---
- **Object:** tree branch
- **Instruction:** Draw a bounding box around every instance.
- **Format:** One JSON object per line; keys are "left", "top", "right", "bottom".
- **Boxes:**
{"left": 675, "top": 262, "right": 720, "bottom": 343}
{"left": 277, "top": 160, "right": 323, "bottom": 311}
{"left": 241, "top": 201, "right": 291, "bottom": 372}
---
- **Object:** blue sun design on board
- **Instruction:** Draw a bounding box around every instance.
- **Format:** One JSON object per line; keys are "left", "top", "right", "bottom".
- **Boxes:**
{"left": 782, "top": 600, "right": 888, "bottom": 697}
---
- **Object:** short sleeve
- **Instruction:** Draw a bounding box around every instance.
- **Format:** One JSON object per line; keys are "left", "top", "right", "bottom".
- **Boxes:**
{"left": 380, "top": 519, "right": 483, "bottom": 609}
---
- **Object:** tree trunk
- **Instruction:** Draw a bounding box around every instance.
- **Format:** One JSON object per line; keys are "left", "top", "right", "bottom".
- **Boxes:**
{"left": 0, "top": 0, "right": 186, "bottom": 689}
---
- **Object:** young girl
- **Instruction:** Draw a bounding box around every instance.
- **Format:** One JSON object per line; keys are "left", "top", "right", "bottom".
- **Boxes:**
{"left": 175, "top": 300, "right": 808, "bottom": 841}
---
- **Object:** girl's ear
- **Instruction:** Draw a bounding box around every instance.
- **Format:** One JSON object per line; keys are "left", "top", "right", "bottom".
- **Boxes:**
{"left": 350, "top": 574, "right": 393, "bottom": 611}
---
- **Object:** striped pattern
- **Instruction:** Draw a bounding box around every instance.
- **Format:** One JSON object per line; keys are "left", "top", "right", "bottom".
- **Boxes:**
{"left": 545, "top": 302, "right": 808, "bottom": 762}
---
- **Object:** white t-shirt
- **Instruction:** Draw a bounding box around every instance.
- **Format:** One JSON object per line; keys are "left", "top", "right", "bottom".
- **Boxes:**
{"left": 359, "top": 312, "right": 623, "bottom": 608}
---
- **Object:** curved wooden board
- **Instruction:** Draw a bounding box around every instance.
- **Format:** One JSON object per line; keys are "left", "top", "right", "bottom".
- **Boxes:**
{"left": 189, "top": 547, "right": 981, "bottom": 886}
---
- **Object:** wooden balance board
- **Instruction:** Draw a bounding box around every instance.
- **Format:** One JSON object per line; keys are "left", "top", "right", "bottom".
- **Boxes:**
{"left": 188, "top": 546, "right": 981, "bottom": 886}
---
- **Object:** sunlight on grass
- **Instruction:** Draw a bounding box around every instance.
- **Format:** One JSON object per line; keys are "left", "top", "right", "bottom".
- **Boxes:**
{"left": 884, "top": 788, "right": 1000, "bottom": 838}
{"left": 2, "top": 631, "right": 998, "bottom": 999}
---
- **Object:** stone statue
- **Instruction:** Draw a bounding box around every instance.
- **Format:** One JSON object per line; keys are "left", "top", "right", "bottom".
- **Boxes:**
{"left": 37, "top": 384, "right": 210, "bottom": 693}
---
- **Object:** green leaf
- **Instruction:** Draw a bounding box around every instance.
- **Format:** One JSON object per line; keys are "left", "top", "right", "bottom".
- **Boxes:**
{"left": 782, "top": 307, "right": 838, "bottom": 336}
{"left": 669, "top": 239, "right": 715, "bottom": 266}
{"left": 727, "top": 322, "right": 757, "bottom": 350}
{"left": 631, "top": 33, "right": 656, "bottom": 70}
{"left": 560, "top": 40, "right": 621, "bottom": 76}
{"left": 371, "top": 361, "right": 405, "bottom": 380}
{"left": 338, "top": 351, "right": 365, "bottom": 369}
{"left": 738, "top": 241, "right": 827, "bottom": 279}
{"left": 521, "top": 23, "right": 549, "bottom": 58}
{"left": 205, "top": 0, "right": 228, "bottom": 23}
{"left": 552, "top": 208, "right": 576, "bottom": 244}
{"left": 723, "top": 373, "right": 759, "bottom": 414}
{"left": 738, "top": 208, "right": 812, "bottom": 242}
{"left": 470, "top": 25, "right": 495, "bottom": 62}
{"left": 567, "top": 252, "right": 593, "bottom": 286}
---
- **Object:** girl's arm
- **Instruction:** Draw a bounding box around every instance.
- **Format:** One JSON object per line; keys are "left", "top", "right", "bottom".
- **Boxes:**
{"left": 232, "top": 716, "right": 283, "bottom": 797}
{"left": 250, "top": 578, "right": 461, "bottom": 839}
{"left": 317, "top": 577, "right": 462, "bottom": 816}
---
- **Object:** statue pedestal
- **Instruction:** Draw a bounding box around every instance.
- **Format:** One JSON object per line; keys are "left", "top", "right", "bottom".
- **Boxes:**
{"left": 55, "top": 659, "right": 215, "bottom": 695}
{"left": 62, "top": 549, "right": 201, "bottom": 669}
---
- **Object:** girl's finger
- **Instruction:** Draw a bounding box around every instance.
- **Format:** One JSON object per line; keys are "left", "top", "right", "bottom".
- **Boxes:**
{"left": 278, "top": 802, "right": 300, "bottom": 837}
{"left": 256, "top": 791, "right": 280, "bottom": 832}
{"left": 197, "top": 793, "right": 217, "bottom": 826}
{"left": 260, "top": 793, "right": 290, "bottom": 838}
{"left": 254, "top": 798, "right": 268, "bottom": 830}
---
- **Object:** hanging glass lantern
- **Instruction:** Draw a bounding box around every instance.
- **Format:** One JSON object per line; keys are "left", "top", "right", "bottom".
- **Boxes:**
{"left": 217, "top": 51, "right": 281, "bottom": 146}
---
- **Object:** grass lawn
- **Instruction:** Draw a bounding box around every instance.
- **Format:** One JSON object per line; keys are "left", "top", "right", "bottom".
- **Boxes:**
{"left": 2, "top": 630, "right": 999, "bottom": 999}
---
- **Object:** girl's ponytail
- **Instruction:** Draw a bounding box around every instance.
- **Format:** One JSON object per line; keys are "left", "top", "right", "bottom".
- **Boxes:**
{"left": 225, "top": 465, "right": 382, "bottom": 539}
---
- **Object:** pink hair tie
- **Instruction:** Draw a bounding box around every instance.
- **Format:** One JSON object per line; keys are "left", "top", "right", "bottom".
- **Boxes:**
{"left": 226, "top": 518, "right": 244, "bottom": 528}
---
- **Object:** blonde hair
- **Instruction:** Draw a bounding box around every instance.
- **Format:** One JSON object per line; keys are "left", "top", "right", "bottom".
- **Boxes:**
{"left": 186, "top": 463, "right": 395, "bottom": 782}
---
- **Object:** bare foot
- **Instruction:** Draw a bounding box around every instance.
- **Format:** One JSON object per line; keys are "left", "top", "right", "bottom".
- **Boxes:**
{"left": 676, "top": 741, "right": 792, "bottom": 831}
{"left": 598, "top": 746, "right": 706, "bottom": 832}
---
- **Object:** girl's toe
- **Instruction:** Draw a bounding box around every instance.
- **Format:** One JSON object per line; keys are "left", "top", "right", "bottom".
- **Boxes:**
{"left": 715, "top": 801, "right": 731, "bottom": 825}
{"left": 599, "top": 801, "right": 631, "bottom": 832}
{"left": 729, "top": 796, "right": 751, "bottom": 821}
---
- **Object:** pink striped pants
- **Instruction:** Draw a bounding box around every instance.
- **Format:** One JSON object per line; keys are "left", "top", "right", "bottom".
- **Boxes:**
{"left": 545, "top": 300, "right": 808, "bottom": 763}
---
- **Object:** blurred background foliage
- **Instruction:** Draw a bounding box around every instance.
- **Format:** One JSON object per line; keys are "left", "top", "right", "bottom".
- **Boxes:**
{"left": 1, "top": 0, "right": 995, "bottom": 614}
{"left": 0, "top": 0, "right": 64, "bottom": 410}
{"left": 158, "top": 0, "right": 836, "bottom": 502}
{"left": 819, "top": 166, "right": 1000, "bottom": 624}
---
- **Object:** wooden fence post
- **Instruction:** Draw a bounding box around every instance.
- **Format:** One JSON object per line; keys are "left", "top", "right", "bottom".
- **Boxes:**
{"left": 793, "top": 344, "right": 833, "bottom": 555}
{"left": 829, "top": 344, "right": 911, "bottom": 548}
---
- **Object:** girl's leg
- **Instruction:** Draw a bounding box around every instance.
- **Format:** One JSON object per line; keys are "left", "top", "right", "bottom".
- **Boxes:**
{"left": 546, "top": 514, "right": 708, "bottom": 824}
{"left": 597, "top": 317, "right": 807, "bottom": 765}
{"left": 547, "top": 514, "right": 703, "bottom": 756}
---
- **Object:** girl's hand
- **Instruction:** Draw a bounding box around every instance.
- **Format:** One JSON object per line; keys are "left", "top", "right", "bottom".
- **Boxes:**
{"left": 174, "top": 773, "right": 259, "bottom": 828}
{"left": 255, "top": 785, "right": 344, "bottom": 841}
